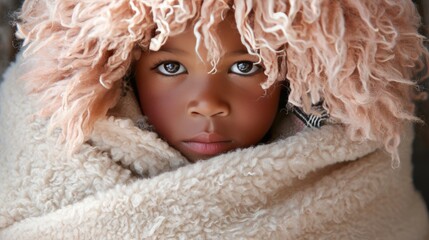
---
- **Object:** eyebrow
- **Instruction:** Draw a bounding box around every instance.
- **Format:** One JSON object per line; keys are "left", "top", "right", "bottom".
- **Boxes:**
{"left": 156, "top": 47, "right": 188, "bottom": 55}
{"left": 154, "top": 47, "right": 252, "bottom": 58}
{"left": 226, "top": 49, "right": 250, "bottom": 55}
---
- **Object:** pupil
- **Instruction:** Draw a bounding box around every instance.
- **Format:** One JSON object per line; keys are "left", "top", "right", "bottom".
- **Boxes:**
{"left": 165, "top": 63, "right": 179, "bottom": 73}
{"left": 238, "top": 62, "right": 251, "bottom": 73}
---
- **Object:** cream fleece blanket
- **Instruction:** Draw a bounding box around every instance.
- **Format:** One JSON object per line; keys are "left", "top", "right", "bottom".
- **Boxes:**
{"left": 1, "top": 59, "right": 428, "bottom": 239}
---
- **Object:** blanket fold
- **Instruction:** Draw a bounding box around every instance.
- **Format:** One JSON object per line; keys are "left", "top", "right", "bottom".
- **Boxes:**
{"left": 1, "top": 57, "right": 428, "bottom": 239}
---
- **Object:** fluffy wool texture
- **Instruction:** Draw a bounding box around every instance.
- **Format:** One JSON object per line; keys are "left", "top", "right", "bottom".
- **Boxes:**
{"left": 1, "top": 0, "right": 429, "bottom": 238}
{"left": 1, "top": 59, "right": 428, "bottom": 239}
{"left": 14, "top": 0, "right": 429, "bottom": 162}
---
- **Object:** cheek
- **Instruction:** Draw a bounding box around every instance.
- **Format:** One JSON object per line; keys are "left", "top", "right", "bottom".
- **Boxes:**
{"left": 232, "top": 85, "right": 281, "bottom": 144}
{"left": 137, "top": 87, "right": 181, "bottom": 141}
{"left": 135, "top": 71, "right": 181, "bottom": 141}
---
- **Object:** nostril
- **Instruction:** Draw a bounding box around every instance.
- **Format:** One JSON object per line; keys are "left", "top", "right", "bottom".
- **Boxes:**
{"left": 212, "top": 110, "right": 227, "bottom": 117}
{"left": 190, "top": 111, "right": 201, "bottom": 116}
{"left": 190, "top": 110, "right": 226, "bottom": 117}
{"left": 187, "top": 102, "right": 230, "bottom": 117}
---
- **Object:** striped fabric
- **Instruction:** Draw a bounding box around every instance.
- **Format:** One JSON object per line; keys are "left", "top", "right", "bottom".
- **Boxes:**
{"left": 292, "top": 104, "right": 329, "bottom": 128}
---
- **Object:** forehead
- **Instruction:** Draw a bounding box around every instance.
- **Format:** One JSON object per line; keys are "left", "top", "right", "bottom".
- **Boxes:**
{"left": 157, "top": 14, "right": 250, "bottom": 59}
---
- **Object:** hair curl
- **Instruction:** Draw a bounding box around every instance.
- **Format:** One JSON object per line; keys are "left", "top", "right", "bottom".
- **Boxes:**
{"left": 16, "top": 0, "right": 429, "bottom": 162}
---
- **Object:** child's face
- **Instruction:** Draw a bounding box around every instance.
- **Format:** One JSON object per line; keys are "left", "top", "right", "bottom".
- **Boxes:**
{"left": 135, "top": 17, "right": 281, "bottom": 162}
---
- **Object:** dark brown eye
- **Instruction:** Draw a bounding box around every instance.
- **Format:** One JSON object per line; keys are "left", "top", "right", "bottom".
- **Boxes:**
{"left": 156, "top": 61, "right": 187, "bottom": 76}
{"left": 230, "top": 61, "right": 261, "bottom": 75}
{"left": 237, "top": 62, "right": 252, "bottom": 73}
{"left": 164, "top": 62, "right": 179, "bottom": 73}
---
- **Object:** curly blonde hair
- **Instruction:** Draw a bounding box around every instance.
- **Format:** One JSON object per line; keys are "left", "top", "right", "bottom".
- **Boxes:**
{"left": 16, "top": 0, "right": 428, "bottom": 162}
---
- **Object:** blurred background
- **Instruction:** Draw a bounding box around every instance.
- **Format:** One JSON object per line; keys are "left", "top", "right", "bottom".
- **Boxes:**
{"left": 413, "top": 0, "right": 429, "bottom": 209}
{"left": 1, "top": 0, "right": 429, "bottom": 206}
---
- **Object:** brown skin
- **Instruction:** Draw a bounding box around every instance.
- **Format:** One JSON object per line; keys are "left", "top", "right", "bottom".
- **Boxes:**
{"left": 135, "top": 17, "right": 281, "bottom": 162}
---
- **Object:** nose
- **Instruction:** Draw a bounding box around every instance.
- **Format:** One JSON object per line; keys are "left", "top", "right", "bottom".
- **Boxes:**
{"left": 187, "top": 77, "right": 230, "bottom": 118}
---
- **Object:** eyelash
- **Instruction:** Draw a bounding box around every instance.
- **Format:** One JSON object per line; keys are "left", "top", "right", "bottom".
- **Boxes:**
{"left": 150, "top": 60, "right": 264, "bottom": 77}
{"left": 229, "top": 61, "right": 263, "bottom": 76}
{"left": 151, "top": 60, "right": 187, "bottom": 76}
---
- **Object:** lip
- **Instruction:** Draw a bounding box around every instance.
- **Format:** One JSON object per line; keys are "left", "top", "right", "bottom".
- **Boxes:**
{"left": 186, "top": 132, "right": 230, "bottom": 143}
{"left": 182, "top": 133, "right": 233, "bottom": 156}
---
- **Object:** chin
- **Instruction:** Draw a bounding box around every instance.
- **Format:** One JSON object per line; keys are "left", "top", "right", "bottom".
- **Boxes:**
{"left": 184, "top": 153, "right": 212, "bottom": 163}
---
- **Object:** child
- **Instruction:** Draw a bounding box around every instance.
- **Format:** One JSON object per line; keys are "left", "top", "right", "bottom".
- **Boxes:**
{"left": 134, "top": 13, "right": 285, "bottom": 162}
{"left": 0, "top": 0, "right": 428, "bottom": 239}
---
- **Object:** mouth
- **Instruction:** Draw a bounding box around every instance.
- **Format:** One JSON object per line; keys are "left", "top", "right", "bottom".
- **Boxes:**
{"left": 182, "top": 133, "right": 233, "bottom": 157}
